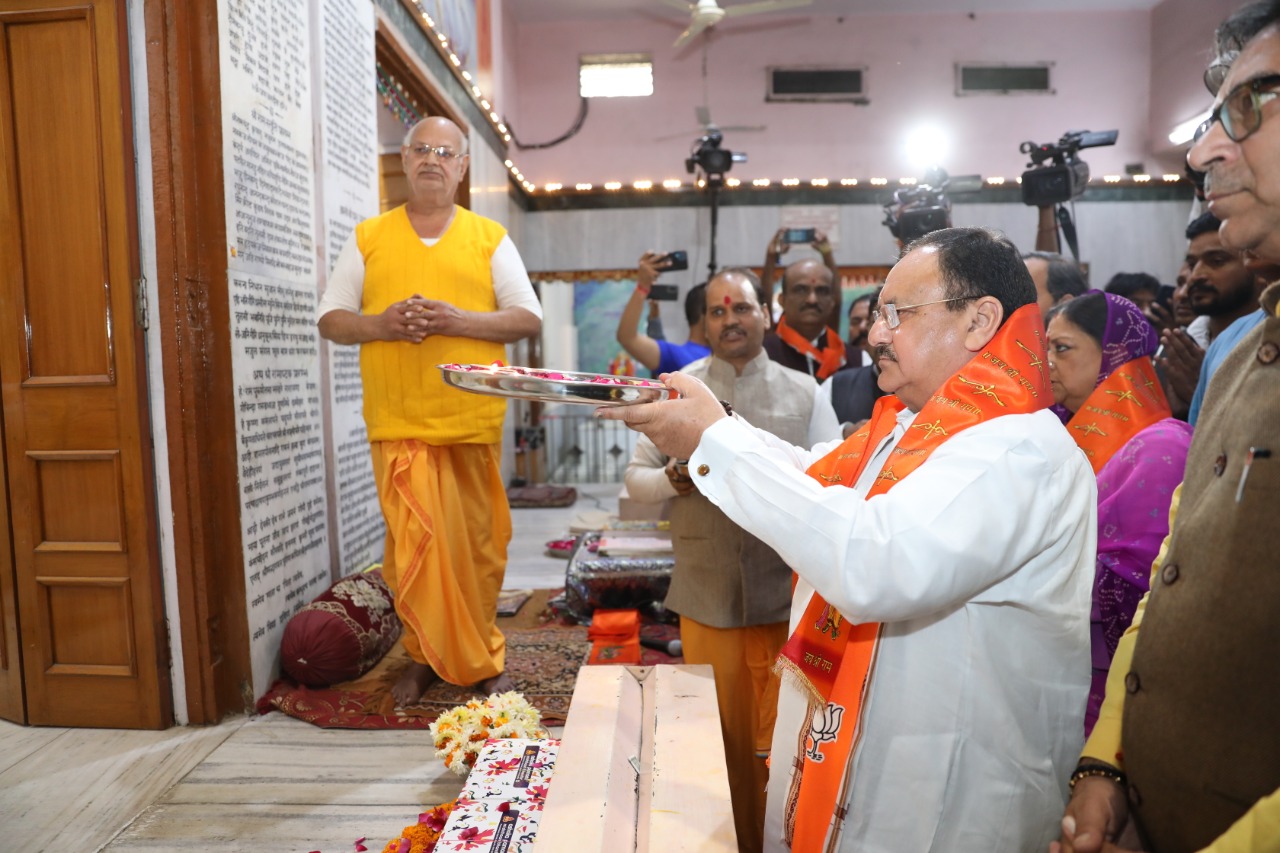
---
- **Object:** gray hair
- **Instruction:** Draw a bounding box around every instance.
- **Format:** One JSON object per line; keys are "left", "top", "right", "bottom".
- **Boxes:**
{"left": 1206, "top": 1, "right": 1280, "bottom": 92}
{"left": 1022, "top": 250, "right": 1089, "bottom": 302}
{"left": 402, "top": 117, "right": 470, "bottom": 155}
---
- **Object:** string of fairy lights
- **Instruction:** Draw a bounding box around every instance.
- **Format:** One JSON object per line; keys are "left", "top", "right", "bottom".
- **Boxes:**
{"left": 401, "top": 3, "right": 1186, "bottom": 197}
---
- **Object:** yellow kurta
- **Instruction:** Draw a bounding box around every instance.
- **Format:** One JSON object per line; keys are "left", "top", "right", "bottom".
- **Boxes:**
{"left": 356, "top": 205, "right": 511, "bottom": 685}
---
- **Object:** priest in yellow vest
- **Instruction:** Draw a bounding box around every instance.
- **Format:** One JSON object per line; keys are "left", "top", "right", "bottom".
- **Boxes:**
{"left": 318, "top": 117, "right": 542, "bottom": 706}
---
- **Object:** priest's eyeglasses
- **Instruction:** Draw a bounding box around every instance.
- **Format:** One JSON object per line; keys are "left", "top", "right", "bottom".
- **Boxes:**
{"left": 871, "top": 296, "right": 975, "bottom": 330}
{"left": 1193, "top": 73, "right": 1280, "bottom": 144}
{"left": 409, "top": 144, "right": 465, "bottom": 161}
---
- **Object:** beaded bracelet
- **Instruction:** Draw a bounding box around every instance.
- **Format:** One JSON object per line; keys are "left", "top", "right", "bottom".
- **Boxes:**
{"left": 1069, "top": 763, "right": 1127, "bottom": 790}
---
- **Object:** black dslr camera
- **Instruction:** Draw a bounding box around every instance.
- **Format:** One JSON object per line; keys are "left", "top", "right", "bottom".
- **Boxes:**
{"left": 1019, "top": 130, "right": 1118, "bottom": 207}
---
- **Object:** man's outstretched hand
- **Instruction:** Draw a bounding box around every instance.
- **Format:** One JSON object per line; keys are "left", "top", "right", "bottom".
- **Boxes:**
{"left": 596, "top": 372, "right": 727, "bottom": 461}
{"left": 1050, "top": 775, "right": 1143, "bottom": 853}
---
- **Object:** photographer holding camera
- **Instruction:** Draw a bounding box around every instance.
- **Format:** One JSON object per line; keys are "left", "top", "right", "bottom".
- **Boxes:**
{"left": 761, "top": 229, "right": 846, "bottom": 379}
{"left": 616, "top": 251, "right": 710, "bottom": 377}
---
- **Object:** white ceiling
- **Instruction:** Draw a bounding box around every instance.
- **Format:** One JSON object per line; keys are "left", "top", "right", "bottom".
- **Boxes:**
{"left": 505, "top": 0, "right": 1162, "bottom": 25}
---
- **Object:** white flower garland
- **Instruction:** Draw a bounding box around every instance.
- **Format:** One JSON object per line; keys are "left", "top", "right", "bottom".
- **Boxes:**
{"left": 428, "top": 691, "right": 548, "bottom": 776}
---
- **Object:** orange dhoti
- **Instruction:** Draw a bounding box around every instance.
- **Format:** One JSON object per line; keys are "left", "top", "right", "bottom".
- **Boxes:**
{"left": 371, "top": 439, "right": 511, "bottom": 685}
{"left": 679, "top": 616, "right": 789, "bottom": 853}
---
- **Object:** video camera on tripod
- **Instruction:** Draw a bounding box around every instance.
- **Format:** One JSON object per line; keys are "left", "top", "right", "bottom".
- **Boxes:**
{"left": 1019, "top": 129, "right": 1118, "bottom": 207}
{"left": 685, "top": 130, "right": 747, "bottom": 186}
{"left": 685, "top": 130, "right": 747, "bottom": 277}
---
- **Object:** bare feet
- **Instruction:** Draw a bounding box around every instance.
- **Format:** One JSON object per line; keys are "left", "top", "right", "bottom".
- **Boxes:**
{"left": 476, "top": 671, "right": 516, "bottom": 696}
{"left": 392, "top": 661, "right": 439, "bottom": 707}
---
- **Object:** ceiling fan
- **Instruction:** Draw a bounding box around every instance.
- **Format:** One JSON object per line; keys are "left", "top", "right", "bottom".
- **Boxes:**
{"left": 654, "top": 34, "right": 765, "bottom": 141}
{"left": 660, "top": 0, "right": 815, "bottom": 49}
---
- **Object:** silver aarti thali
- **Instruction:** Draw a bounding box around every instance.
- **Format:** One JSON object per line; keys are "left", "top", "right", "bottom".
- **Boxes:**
{"left": 439, "top": 364, "right": 676, "bottom": 407}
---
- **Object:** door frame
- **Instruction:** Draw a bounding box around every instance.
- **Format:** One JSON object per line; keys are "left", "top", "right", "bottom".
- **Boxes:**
{"left": 143, "top": 0, "right": 251, "bottom": 723}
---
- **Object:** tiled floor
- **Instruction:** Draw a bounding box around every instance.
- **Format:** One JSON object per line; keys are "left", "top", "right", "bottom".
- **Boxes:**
{"left": 0, "top": 483, "right": 621, "bottom": 853}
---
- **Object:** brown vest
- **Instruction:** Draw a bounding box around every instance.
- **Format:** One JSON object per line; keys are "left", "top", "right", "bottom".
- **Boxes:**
{"left": 664, "top": 352, "right": 818, "bottom": 628}
{"left": 1122, "top": 286, "right": 1280, "bottom": 852}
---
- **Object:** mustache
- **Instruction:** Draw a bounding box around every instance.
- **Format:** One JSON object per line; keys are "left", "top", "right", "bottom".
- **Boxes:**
{"left": 874, "top": 344, "right": 897, "bottom": 363}
{"left": 719, "top": 325, "right": 745, "bottom": 339}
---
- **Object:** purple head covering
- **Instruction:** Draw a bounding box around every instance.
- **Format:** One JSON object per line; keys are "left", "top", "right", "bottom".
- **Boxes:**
{"left": 1098, "top": 292, "right": 1159, "bottom": 378}
{"left": 1050, "top": 292, "right": 1158, "bottom": 423}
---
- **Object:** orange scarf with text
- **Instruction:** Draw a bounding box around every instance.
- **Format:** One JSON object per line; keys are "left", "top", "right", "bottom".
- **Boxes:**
{"left": 1064, "top": 356, "right": 1170, "bottom": 474}
{"left": 776, "top": 318, "right": 846, "bottom": 380}
{"left": 777, "top": 303, "right": 1051, "bottom": 851}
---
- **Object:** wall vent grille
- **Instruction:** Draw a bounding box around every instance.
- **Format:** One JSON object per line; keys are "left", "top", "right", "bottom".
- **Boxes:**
{"left": 956, "top": 63, "right": 1054, "bottom": 95}
{"left": 767, "top": 66, "right": 867, "bottom": 103}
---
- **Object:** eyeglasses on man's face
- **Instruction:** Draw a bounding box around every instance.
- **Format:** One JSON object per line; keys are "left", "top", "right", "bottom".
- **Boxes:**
{"left": 1193, "top": 72, "right": 1280, "bottom": 144}
{"left": 408, "top": 144, "right": 465, "bottom": 162}
{"left": 787, "top": 284, "right": 834, "bottom": 300}
{"left": 870, "top": 296, "right": 975, "bottom": 330}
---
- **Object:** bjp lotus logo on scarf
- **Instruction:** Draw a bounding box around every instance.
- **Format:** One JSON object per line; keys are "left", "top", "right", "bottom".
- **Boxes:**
{"left": 806, "top": 702, "right": 845, "bottom": 762}
{"left": 815, "top": 603, "right": 843, "bottom": 639}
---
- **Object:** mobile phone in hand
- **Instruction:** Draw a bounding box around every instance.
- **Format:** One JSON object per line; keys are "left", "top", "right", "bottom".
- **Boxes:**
{"left": 649, "top": 283, "right": 680, "bottom": 301}
{"left": 662, "top": 250, "right": 689, "bottom": 271}
{"left": 782, "top": 227, "right": 816, "bottom": 244}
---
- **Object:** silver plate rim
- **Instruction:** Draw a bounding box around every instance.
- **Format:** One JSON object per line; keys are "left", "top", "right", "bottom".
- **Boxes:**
{"left": 438, "top": 364, "right": 674, "bottom": 407}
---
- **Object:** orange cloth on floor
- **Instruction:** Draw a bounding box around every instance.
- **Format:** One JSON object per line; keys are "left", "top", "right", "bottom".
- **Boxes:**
{"left": 371, "top": 440, "right": 510, "bottom": 686}
{"left": 587, "top": 609, "right": 642, "bottom": 665}
{"left": 680, "top": 616, "right": 789, "bottom": 853}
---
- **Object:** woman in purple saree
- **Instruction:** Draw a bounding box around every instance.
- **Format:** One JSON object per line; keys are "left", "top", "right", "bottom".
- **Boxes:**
{"left": 1045, "top": 291, "right": 1193, "bottom": 733}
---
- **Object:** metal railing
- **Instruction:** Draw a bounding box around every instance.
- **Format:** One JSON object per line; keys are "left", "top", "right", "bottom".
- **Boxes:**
{"left": 541, "top": 409, "right": 642, "bottom": 484}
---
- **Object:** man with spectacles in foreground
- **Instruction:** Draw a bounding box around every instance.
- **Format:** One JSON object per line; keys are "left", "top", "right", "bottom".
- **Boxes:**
{"left": 318, "top": 117, "right": 541, "bottom": 706}
{"left": 1054, "top": 3, "right": 1280, "bottom": 851}
{"left": 601, "top": 227, "right": 1094, "bottom": 852}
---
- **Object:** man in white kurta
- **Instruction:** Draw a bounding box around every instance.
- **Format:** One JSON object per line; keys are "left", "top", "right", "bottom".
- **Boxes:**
{"left": 601, "top": 227, "right": 1094, "bottom": 853}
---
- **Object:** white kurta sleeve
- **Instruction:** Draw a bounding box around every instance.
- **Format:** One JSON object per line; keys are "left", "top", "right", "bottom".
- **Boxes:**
{"left": 623, "top": 434, "right": 678, "bottom": 503}
{"left": 491, "top": 236, "right": 542, "bottom": 318}
{"left": 318, "top": 232, "right": 365, "bottom": 318}
{"left": 688, "top": 412, "right": 1092, "bottom": 624}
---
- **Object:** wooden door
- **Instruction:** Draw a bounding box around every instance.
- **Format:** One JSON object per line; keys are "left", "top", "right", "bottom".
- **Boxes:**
{"left": 0, "top": 0, "right": 170, "bottom": 727}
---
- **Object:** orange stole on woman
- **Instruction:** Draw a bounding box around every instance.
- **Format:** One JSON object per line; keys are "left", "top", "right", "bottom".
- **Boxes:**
{"left": 776, "top": 304, "right": 1052, "bottom": 851}
{"left": 1065, "top": 357, "right": 1170, "bottom": 473}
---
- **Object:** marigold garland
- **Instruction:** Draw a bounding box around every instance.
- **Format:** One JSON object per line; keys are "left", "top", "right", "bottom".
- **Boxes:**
{"left": 427, "top": 691, "right": 547, "bottom": 777}
{"left": 381, "top": 801, "right": 455, "bottom": 853}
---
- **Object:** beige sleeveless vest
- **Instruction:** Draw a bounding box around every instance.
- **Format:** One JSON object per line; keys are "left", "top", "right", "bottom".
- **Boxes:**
{"left": 664, "top": 352, "right": 817, "bottom": 628}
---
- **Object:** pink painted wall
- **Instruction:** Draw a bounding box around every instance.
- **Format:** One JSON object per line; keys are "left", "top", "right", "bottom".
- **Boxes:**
{"left": 1146, "top": 0, "right": 1238, "bottom": 174}
{"left": 505, "top": 10, "right": 1153, "bottom": 187}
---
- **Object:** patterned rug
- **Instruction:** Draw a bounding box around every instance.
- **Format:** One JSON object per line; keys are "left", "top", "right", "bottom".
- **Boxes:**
{"left": 257, "top": 592, "right": 589, "bottom": 729}
{"left": 257, "top": 591, "right": 684, "bottom": 730}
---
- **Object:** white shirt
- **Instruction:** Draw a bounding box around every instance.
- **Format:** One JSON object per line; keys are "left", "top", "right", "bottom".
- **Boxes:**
{"left": 317, "top": 221, "right": 542, "bottom": 319}
{"left": 689, "top": 408, "right": 1095, "bottom": 853}
{"left": 1186, "top": 314, "right": 1211, "bottom": 349}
